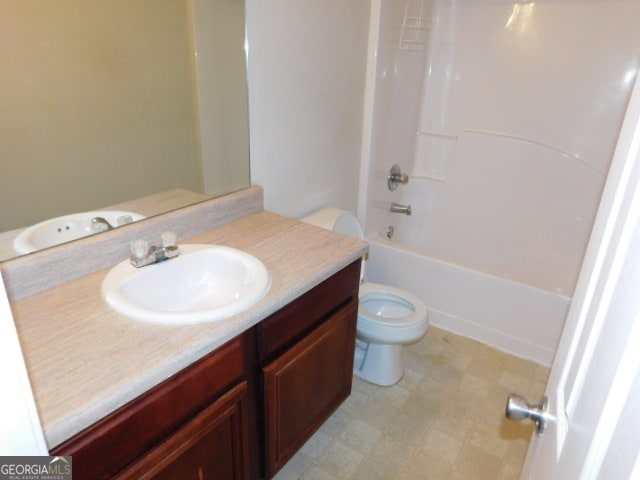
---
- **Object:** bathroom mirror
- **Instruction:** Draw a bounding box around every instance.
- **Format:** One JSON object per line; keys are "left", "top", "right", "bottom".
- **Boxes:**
{"left": 0, "top": 0, "right": 250, "bottom": 261}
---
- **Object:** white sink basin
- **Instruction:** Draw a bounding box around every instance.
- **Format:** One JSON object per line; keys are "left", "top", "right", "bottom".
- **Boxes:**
{"left": 13, "top": 210, "right": 145, "bottom": 254}
{"left": 101, "top": 244, "right": 271, "bottom": 325}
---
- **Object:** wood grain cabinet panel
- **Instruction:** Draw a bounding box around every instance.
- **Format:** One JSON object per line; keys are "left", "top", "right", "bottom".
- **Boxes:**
{"left": 263, "top": 300, "right": 357, "bottom": 476}
{"left": 115, "top": 382, "right": 249, "bottom": 480}
{"left": 257, "top": 261, "right": 360, "bottom": 361}
{"left": 51, "top": 337, "right": 246, "bottom": 479}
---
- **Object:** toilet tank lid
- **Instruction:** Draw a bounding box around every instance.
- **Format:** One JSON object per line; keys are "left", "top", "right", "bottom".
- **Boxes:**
{"left": 300, "top": 207, "right": 364, "bottom": 240}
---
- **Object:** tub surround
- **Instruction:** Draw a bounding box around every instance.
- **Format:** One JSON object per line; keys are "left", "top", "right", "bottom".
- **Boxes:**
{"left": 4, "top": 187, "right": 368, "bottom": 449}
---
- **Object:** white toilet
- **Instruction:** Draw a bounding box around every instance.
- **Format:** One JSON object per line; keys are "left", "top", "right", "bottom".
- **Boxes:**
{"left": 301, "top": 207, "right": 429, "bottom": 386}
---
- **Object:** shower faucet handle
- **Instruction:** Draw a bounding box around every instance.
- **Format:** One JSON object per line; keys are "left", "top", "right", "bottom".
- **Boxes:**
{"left": 390, "top": 202, "right": 412, "bottom": 215}
{"left": 388, "top": 164, "right": 409, "bottom": 190}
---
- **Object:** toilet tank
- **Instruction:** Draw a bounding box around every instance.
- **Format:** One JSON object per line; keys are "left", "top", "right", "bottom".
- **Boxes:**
{"left": 300, "top": 207, "right": 364, "bottom": 240}
{"left": 301, "top": 207, "right": 366, "bottom": 282}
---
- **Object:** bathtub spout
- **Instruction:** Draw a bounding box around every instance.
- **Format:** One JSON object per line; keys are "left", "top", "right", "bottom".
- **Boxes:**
{"left": 390, "top": 203, "right": 412, "bottom": 215}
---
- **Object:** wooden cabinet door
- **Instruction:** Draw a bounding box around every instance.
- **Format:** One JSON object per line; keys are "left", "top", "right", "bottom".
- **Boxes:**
{"left": 116, "top": 381, "right": 249, "bottom": 480}
{"left": 263, "top": 300, "right": 357, "bottom": 476}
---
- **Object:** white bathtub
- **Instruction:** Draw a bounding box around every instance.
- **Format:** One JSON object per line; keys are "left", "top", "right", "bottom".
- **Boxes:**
{"left": 364, "top": 233, "right": 570, "bottom": 366}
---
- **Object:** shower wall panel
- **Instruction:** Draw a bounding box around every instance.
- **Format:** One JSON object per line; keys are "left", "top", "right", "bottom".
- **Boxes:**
{"left": 366, "top": 0, "right": 640, "bottom": 295}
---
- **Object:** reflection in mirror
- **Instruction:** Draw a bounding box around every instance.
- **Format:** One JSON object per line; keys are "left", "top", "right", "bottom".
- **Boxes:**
{"left": 0, "top": 0, "right": 250, "bottom": 261}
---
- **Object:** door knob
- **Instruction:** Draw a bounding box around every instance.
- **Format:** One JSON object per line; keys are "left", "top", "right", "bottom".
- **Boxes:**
{"left": 505, "top": 393, "right": 549, "bottom": 435}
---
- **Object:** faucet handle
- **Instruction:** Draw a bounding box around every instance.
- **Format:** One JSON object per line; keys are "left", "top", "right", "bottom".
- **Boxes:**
{"left": 161, "top": 231, "right": 177, "bottom": 248}
{"left": 161, "top": 231, "right": 180, "bottom": 259}
{"left": 130, "top": 239, "right": 149, "bottom": 261}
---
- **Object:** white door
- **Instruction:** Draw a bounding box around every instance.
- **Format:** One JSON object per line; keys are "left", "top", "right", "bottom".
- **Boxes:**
{"left": 515, "top": 76, "right": 640, "bottom": 479}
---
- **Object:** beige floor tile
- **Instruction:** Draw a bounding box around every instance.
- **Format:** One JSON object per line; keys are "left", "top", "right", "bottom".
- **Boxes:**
{"left": 420, "top": 428, "right": 464, "bottom": 466}
{"left": 302, "top": 466, "right": 339, "bottom": 480}
{"left": 301, "top": 430, "right": 334, "bottom": 459}
{"left": 399, "top": 451, "right": 451, "bottom": 480}
{"left": 387, "top": 412, "right": 432, "bottom": 447}
{"left": 534, "top": 364, "right": 551, "bottom": 383}
{"left": 315, "top": 440, "right": 364, "bottom": 479}
{"left": 450, "top": 445, "right": 503, "bottom": 480}
{"left": 352, "top": 396, "right": 400, "bottom": 431}
{"left": 484, "top": 383, "right": 515, "bottom": 409}
{"left": 457, "top": 373, "right": 493, "bottom": 398}
{"left": 337, "top": 418, "right": 382, "bottom": 455}
{"left": 477, "top": 344, "right": 510, "bottom": 369}
{"left": 434, "top": 405, "right": 476, "bottom": 441}
{"left": 276, "top": 327, "right": 541, "bottom": 480}
{"left": 402, "top": 384, "right": 449, "bottom": 422}
{"left": 339, "top": 389, "right": 369, "bottom": 417}
{"left": 424, "top": 361, "right": 466, "bottom": 386}
{"left": 503, "top": 437, "right": 531, "bottom": 468}
{"left": 499, "top": 370, "right": 533, "bottom": 393}
{"left": 528, "top": 379, "right": 548, "bottom": 399}
{"left": 466, "top": 357, "right": 506, "bottom": 383}
{"left": 396, "top": 367, "right": 427, "bottom": 392}
{"left": 319, "top": 408, "right": 354, "bottom": 439}
{"left": 506, "top": 355, "right": 538, "bottom": 378}
{"left": 370, "top": 434, "right": 414, "bottom": 466}
{"left": 499, "top": 415, "right": 535, "bottom": 442}
{"left": 498, "top": 461, "right": 522, "bottom": 480}
{"left": 468, "top": 421, "right": 511, "bottom": 458}
{"left": 352, "top": 450, "right": 405, "bottom": 480}
{"left": 373, "top": 382, "right": 412, "bottom": 409}
{"left": 352, "top": 376, "right": 379, "bottom": 395}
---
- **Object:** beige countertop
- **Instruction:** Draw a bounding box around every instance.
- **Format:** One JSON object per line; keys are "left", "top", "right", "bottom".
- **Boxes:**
{"left": 10, "top": 210, "right": 367, "bottom": 449}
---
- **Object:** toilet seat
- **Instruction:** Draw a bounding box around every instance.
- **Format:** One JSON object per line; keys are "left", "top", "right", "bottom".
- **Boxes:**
{"left": 357, "top": 282, "right": 428, "bottom": 344}
{"left": 359, "top": 282, "right": 427, "bottom": 327}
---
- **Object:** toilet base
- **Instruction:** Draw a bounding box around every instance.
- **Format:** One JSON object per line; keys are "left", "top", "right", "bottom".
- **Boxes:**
{"left": 353, "top": 340, "right": 403, "bottom": 386}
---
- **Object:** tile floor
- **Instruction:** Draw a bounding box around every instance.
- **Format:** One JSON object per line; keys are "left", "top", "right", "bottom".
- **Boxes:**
{"left": 273, "top": 326, "right": 550, "bottom": 480}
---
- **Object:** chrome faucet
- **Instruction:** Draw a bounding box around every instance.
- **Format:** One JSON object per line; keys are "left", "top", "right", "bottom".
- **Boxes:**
{"left": 388, "top": 164, "right": 410, "bottom": 191}
{"left": 390, "top": 202, "right": 412, "bottom": 216}
{"left": 130, "top": 231, "right": 180, "bottom": 268}
{"left": 91, "top": 217, "right": 114, "bottom": 233}
{"left": 91, "top": 214, "right": 134, "bottom": 233}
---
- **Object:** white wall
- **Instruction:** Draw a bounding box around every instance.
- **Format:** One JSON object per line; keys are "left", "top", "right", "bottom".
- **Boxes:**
{"left": 246, "top": 0, "right": 371, "bottom": 219}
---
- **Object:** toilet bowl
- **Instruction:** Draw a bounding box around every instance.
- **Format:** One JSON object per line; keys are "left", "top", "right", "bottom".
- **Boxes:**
{"left": 301, "top": 207, "right": 429, "bottom": 386}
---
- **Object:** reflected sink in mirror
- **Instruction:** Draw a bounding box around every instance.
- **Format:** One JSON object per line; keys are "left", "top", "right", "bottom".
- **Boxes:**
{"left": 102, "top": 244, "right": 271, "bottom": 325}
{"left": 13, "top": 211, "right": 145, "bottom": 254}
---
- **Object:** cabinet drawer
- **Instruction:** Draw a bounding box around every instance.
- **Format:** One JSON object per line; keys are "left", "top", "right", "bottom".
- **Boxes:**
{"left": 51, "top": 336, "right": 245, "bottom": 479}
{"left": 257, "top": 260, "right": 360, "bottom": 361}
{"left": 263, "top": 299, "right": 358, "bottom": 476}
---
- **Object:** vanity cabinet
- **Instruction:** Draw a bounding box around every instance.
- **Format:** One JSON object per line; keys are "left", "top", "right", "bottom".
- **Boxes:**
{"left": 262, "top": 302, "right": 357, "bottom": 476}
{"left": 50, "top": 260, "right": 361, "bottom": 480}
{"left": 257, "top": 261, "right": 360, "bottom": 477}
{"left": 51, "top": 336, "right": 249, "bottom": 480}
{"left": 114, "top": 381, "right": 248, "bottom": 480}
